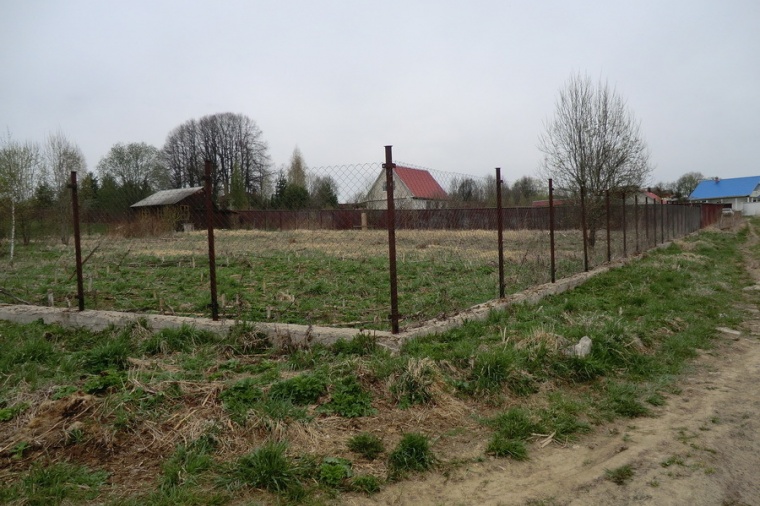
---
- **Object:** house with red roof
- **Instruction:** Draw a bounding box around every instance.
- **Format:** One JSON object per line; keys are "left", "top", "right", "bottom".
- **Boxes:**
{"left": 364, "top": 166, "right": 448, "bottom": 210}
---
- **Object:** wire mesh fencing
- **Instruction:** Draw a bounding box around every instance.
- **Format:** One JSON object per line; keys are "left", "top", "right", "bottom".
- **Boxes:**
{"left": 0, "top": 154, "right": 715, "bottom": 333}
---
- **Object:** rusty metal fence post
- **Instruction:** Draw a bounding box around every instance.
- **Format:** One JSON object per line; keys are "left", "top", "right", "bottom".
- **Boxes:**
{"left": 652, "top": 197, "right": 657, "bottom": 246}
{"left": 549, "top": 178, "right": 556, "bottom": 283}
{"left": 69, "top": 171, "right": 85, "bottom": 311}
{"left": 581, "top": 186, "right": 589, "bottom": 272}
{"left": 621, "top": 191, "right": 627, "bottom": 258}
{"left": 634, "top": 194, "right": 639, "bottom": 254}
{"left": 384, "top": 146, "right": 400, "bottom": 334}
{"left": 605, "top": 189, "right": 611, "bottom": 262}
{"left": 496, "top": 168, "right": 505, "bottom": 297}
{"left": 204, "top": 160, "right": 219, "bottom": 321}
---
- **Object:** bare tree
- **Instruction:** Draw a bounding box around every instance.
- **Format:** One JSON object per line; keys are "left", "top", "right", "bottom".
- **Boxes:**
{"left": 0, "top": 135, "right": 40, "bottom": 261}
{"left": 43, "top": 131, "right": 86, "bottom": 244}
{"left": 163, "top": 113, "right": 271, "bottom": 202}
{"left": 539, "top": 73, "right": 651, "bottom": 244}
{"left": 675, "top": 171, "right": 704, "bottom": 200}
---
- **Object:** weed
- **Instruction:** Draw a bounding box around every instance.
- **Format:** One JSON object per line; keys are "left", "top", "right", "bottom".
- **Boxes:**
{"left": 0, "top": 402, "right": 28, "bottom": 422}
{"left": 604, "top": 381, "right": 650, "bottom": 418}
{"left": 253, "top": 398, "right": 309, "bottom": 430}
{"left": 12, "top": 441, "right": 30, "bottom": 460}
{"left": 318, "top": 457, "right": 353, "bottom": 488}
{"left": 219, "top": 378, "right": 264, "bottom": 424}
{"left": 391, "top": 357, "right": 438, "bottom": 408}
{"left": 287, "top": 344, "right": 331, "bottom": 370}
{"left": 15, "top": 462, "right": 109, "bottom": 504}
{"left": 141, "top": 325, "right": 217, "bottom": 355}
{"left": 160, "top": 434, "right": 217, "bottom": 489}
{"left": 646, "top": 392, "right": 666, "bottom": 406}
{"left": 223, "top": 322, "right": 271, "bottom": 355}
{"left": 538, "top": 395, "right": 590, "bottom": 440}
{"left": 320, "top": 376, "right": 376, "bottom": 418}
{"left": 486, "top": 435, "right": 528, "bottom": 460}
{"left": 82, "top": 336, "right": 133, "bottom": 373}
{"left": 487, "top": 408, "right": 543, "bottom": 439}
{"left": 228, "top": 441, "right": 298, "bottom": 494}
{"left": 351, "top": 474, "right": 382, "bottom": 494}
{"left": 605, "top": 464, "right": 634, "bottom": 485}
{"left": 471, "top": 348, "right": 515, "bottom": 393}
{"left": 84, "top": 369, "right": 126, "bottom": 394}
{"left": 332, "top": 334, "right": 378, "bottom": 356}
{"left": 388, "top": 433, "right": 435, "bottom": 479}
{"left": 660, "top": 455, "right": 685, "bottom": 468}
{"left": 269, "top": 372, "right": 327, "bottom": 405}
{"left": 347, "top": 433, "right": 385, "bottom": 460}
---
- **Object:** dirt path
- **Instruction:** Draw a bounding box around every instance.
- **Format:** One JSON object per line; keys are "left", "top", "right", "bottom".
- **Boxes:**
{"left": 352, "top": 227, "right": 760, "bottom": 506}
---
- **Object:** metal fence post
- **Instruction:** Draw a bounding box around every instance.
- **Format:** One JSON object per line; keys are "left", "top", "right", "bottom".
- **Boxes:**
{"left": 652, "top": 196, "right": 657, "bottom": 246}
{"left": 496, "top": 168, "right": 505, "bottom": 297}
{"left": 634, "top": 194, "right": 639, "bottom": 254}
{"left": 384, "top": 146, "right": 400, "bottom": 334}
{"left": 605, "top": 189, "right": 611, "bottom": 262}
{"left": 69, "top": 171, "right": 85, "bottom": 311}
{"left": 580, "top": 186, "right": 589, "bottom": 272}
{"left": 204, "top": 160, "right": 219, "bottom": 321}
{"left": 621, "top": 191, "right": 627, "bottom": 258}
{"left": 660, "top": 200, "right": 665, "bottom": 244}
{"left": 549, "top": 178, "right": 556, "bottom": 283}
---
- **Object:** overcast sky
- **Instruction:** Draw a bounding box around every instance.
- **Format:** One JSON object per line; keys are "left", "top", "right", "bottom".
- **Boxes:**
{"left": 1, "top": 0, "right": 758, "bottom": 187}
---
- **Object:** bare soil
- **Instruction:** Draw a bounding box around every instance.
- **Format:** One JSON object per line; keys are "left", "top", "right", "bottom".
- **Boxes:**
{"left": 347, "top": 224, "right": 760, "bottom": 506}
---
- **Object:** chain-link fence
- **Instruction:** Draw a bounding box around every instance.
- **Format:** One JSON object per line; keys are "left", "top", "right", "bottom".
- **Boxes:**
{"left": 0, "top": 150, "right": 719, "bottom": 333}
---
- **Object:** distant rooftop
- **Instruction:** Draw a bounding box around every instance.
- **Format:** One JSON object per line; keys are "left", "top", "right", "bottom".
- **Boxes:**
{"left": 689, "top": 176, "right": 760, "bottom": 200}
{"left": 394, "top": 166, "right": 448, "bottom": 200}
{"left": 131, "top": 187, "right": 204, "bottom": 207}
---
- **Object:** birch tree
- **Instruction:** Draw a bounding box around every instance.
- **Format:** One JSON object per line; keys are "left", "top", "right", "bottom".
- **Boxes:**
{"left": 0, "top": 136, "right": 40, "bottom": 261}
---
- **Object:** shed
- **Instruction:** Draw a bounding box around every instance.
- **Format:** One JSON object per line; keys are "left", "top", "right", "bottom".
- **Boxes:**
{"left": 364, "top": 166, "right": 448, "bottom": 210}
{"left": 131, "top": 187, "right": 232, "bottom": 230}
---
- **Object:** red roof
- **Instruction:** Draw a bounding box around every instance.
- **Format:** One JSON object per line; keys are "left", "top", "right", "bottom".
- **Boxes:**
{"left": 642, "top": 191, "right": 661, "bottom": 202}
{"left": 394, "top": 166, "right": 447, "bottom": 200}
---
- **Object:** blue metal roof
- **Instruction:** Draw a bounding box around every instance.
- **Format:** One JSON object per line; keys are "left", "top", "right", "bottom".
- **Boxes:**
{"left": 689, "top": 176, "right": 760, "bottom": 200}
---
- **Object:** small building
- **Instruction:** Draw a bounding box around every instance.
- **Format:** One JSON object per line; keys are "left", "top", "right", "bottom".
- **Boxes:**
{"left": 688, "top": 176, "right": 760, "bottom": 213}
{"left": 364, "top": 166, "right": 448, "bottom": 210}
{"left": 131, "top": 187, "right": 233, "bottom": 230}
